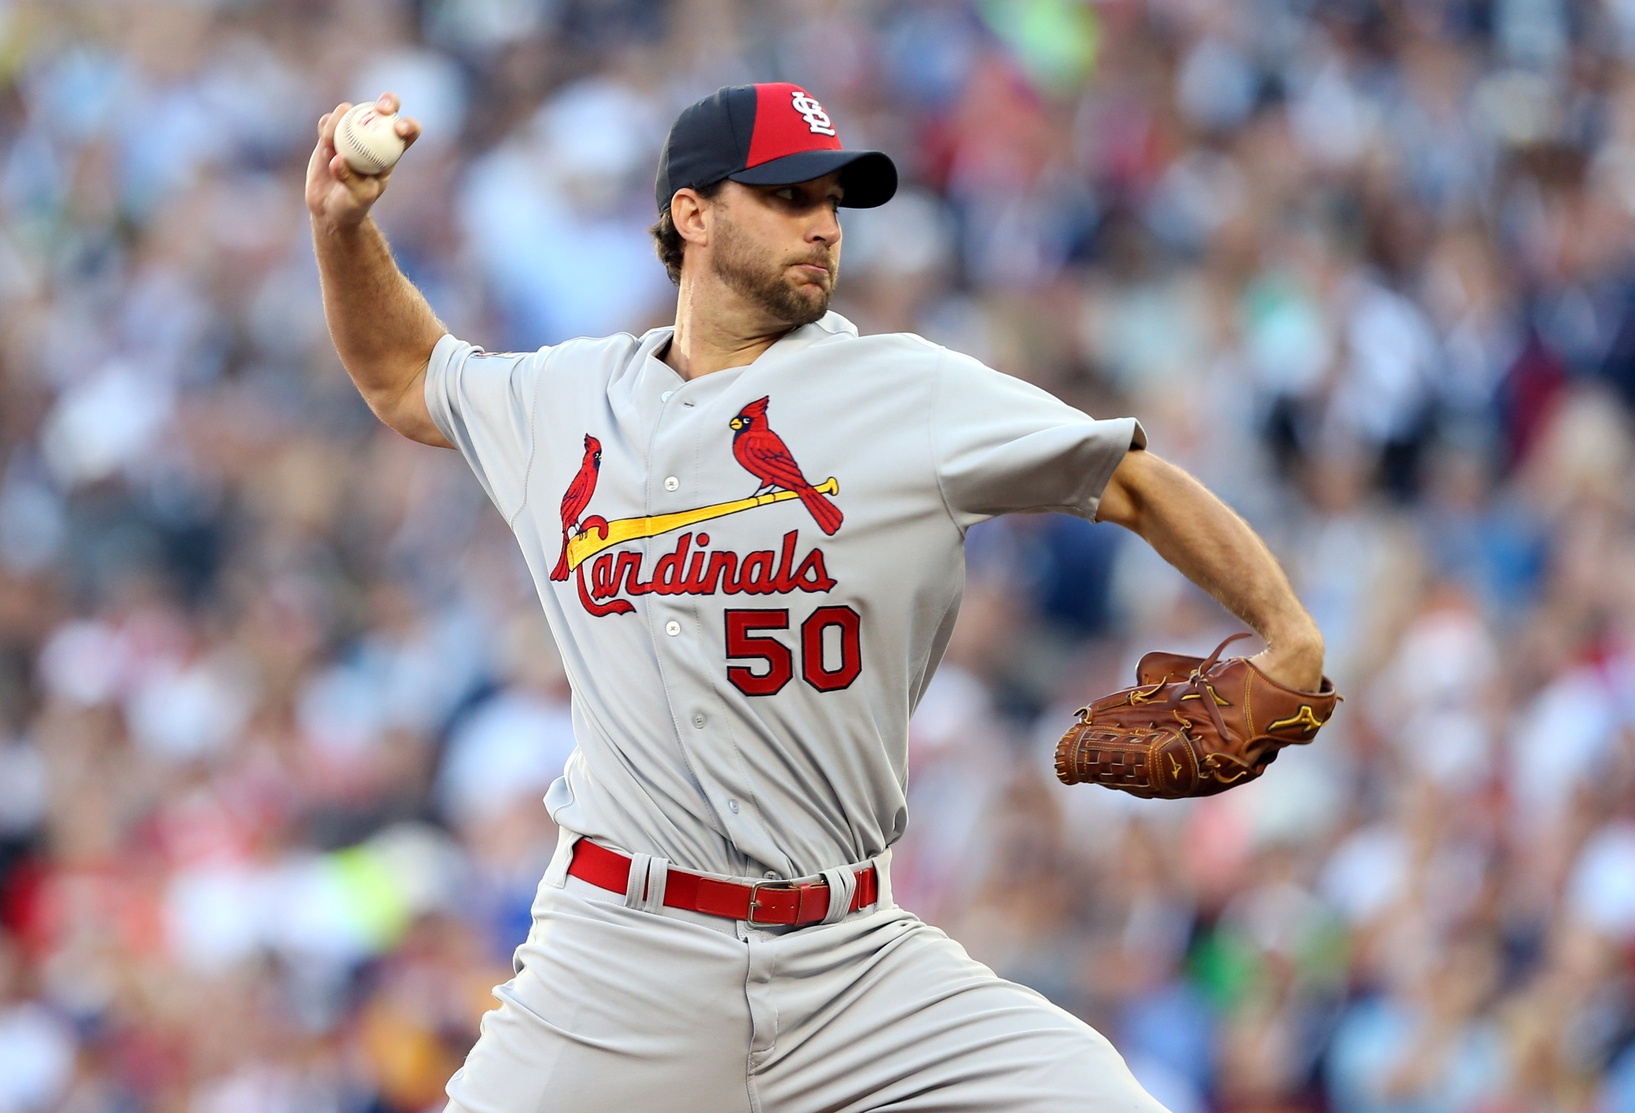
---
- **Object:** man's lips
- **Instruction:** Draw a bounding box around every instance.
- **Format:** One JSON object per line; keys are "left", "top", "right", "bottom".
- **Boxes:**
{"left": 792, "top": 262, "right": 832, "bottom": 281}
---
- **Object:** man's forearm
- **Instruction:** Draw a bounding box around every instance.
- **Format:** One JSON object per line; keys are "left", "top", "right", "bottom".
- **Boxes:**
{"left": 1099, "top": 450, "right": 1324, "bottom": 688}
{"left": 305, "top": 95, "right": 448, "bottom": 446}
{"left": 312, "top": 215, "right": 446, "bottom": 412}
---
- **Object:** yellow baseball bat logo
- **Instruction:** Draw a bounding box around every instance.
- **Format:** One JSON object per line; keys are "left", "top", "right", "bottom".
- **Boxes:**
{"left": 565, "top": 478, "right": 840, "bottom": 571}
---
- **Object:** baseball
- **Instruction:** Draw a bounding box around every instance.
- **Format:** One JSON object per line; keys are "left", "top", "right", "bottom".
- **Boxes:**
{"left": 334, "top": 101, "right": 406, "bottom": 175}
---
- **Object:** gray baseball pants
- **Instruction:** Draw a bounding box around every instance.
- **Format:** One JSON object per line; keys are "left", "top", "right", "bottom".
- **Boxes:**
{"left": 444, "top": 836, "right": 1167, "bottom": 1113}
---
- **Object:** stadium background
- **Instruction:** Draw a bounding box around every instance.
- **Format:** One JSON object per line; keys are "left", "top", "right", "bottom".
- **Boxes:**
{"left": 1, "top": 0, "right": 1634, "bottom": 1110}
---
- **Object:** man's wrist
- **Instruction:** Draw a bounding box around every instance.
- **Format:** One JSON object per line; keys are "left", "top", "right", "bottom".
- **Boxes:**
{"left": 1256, "top": 622, "right": 1325, "bottom": 691}
{"left": 311, "top": 210, "right": 372, "bottom": 240}
{"left": 1270, "top": 621, "right": 1324, "bottom": 657}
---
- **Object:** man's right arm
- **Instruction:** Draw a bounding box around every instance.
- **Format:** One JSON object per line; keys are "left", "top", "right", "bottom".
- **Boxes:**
{"left": 306, "top": 94, "right": 451, "bottom": 448}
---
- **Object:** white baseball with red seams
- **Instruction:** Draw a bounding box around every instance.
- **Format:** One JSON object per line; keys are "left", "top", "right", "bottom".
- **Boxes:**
{"left": 334, "top": 101, "right": 405, "bottom": 175}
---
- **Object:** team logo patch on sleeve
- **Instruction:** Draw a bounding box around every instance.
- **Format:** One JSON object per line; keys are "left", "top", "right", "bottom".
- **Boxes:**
{"left": 554, "top": 400, "right": 842, "bottom": 617}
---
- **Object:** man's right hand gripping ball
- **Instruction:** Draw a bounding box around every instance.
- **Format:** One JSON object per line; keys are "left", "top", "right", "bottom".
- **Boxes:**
{"left": 306, "top": 93, "right": 419, "bottom": 231}
{"left": 1055, "top": 633, "right": 1340, "bottom": 798}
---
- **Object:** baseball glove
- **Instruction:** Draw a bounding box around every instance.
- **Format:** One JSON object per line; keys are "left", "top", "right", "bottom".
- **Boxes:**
{"left": 1055, "top": 633, "right": 1339, "bottom": 799}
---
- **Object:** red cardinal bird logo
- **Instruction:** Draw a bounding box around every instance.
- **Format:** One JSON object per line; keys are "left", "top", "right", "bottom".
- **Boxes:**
{"left": 729, "top": 397, "right": 843, "bottom": 535}
{"left": 551, "top": 434, "right": 602, "bottom": 580}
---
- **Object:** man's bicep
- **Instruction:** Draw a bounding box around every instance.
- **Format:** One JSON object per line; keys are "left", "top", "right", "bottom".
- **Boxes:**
{"left": 932, "top": 351, "right": 1145, "bottom": 523}
{"left": 423, "top": 335, "right": 543, "bottom": 518}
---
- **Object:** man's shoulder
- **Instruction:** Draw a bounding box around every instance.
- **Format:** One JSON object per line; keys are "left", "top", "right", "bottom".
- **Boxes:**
{"left": 472, "top": 329, "right": 663, "bottom": 384}
{"left": 548, "top": 329, "right": 658, "bottom": 363}
{"left": 458, "top": 329, "right": 651, "bottom": 364}
{"left": 809, "top": 314, "right": 947, "bottom": 363}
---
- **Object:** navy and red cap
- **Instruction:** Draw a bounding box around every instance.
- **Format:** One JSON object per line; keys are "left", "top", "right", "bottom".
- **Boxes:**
{"left": 655, "top": 83, "right": 898, "bottom": 214}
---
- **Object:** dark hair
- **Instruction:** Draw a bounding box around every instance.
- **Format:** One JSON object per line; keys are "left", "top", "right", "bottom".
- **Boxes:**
{"left": 651, "top": 181, "right": 725, "bottom": 286}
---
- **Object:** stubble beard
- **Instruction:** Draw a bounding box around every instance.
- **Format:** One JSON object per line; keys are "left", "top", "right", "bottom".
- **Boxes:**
{"left": 711, "top": 216, "right": 836, "bottom": 327}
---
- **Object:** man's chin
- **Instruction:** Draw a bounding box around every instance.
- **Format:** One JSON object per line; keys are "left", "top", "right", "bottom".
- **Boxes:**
{"left": 769, "top": 279, "right": 832, "bottom": 326}
{"left": 786, "top": 296, "right": 831, "bottom": 327}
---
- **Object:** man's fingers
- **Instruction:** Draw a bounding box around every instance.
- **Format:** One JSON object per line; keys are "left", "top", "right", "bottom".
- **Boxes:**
{"left": 307, "top": 138, "right": 328, "bottom": 182}
{"left": 307, "top": 98, "right": 399, "bottom": 222}
{"left": 317, "top": 98, "right": 418, "bottom": 153}
{"left": 329, "top": 153, "right": 367, "bottom": 195}
{"left": 320, "top": 102, "right": 352, "bottom": 146}
{"left": 328, "top": 152, "right": 385, "bottom": 199}
{"left": 369, "top": 93, "right": 419, "bottom": 147}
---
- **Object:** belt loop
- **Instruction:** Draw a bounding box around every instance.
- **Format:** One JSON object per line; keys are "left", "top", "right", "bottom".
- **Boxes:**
{"left": 818, "top": 866, "right": 856, "bottom": 924}
{"left": 640, "top": 857, "right": 669, "bottom": 913}
{"left": 545, "top": 830, "right": 580, "bottom": 888}
{"left": 872, "top": 848, "right": 893, "bottom": 908}
{"left": 625, "top": 853, "right": 653, "bottom": 908}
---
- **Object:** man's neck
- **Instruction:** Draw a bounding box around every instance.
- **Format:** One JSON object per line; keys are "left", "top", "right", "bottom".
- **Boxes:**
{"left": 663, "top": 278, "right": 803, "bottom": 381}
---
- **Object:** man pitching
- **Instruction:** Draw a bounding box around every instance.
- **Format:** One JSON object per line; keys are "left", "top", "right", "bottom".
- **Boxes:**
{"left": 307, "top": 83, "right": 1326, "bottom": 1112}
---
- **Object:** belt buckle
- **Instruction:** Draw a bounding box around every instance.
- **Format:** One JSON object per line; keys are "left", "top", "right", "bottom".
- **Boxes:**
{"left": 746, "top": 879, "right": 800, "bottom": 926}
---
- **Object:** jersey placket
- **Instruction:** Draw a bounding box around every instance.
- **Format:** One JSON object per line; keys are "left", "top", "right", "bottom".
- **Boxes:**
{"left": 640, "top": 362, "right": 776, "bottom": 864}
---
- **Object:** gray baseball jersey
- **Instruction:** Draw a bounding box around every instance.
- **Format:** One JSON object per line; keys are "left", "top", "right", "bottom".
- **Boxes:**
{"left": 424, "top": 310, "right": 1143, "bottom": 881}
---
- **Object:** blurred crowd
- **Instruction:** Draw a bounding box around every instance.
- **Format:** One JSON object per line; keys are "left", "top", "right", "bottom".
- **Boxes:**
{"left": 0, "top": 0, "right": 1634, "bottom": 1110}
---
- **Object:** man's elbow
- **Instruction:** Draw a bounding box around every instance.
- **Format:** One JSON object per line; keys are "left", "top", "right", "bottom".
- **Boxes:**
{"left": 358, "top": 367, "right": 453, "bottom": 449}
{"left": 1096, "top": 447, "right": 1161, "bottom": 530}
{"left": 370, "top": 400, "right": 453, "bottom": 448}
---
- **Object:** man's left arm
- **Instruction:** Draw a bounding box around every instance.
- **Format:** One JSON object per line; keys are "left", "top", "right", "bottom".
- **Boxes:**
{"left": 1094, "top": 448, "right": 1325, "bottom": 692}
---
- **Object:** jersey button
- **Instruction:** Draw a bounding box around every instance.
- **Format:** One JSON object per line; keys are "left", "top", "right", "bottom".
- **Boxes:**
{"left": 692, "top": 713, "right": 706, "bottom": 729}
{"left": 664, "top": 476, "right": 679, "bottom": 492}
{"left": 665, "top": 620, "right": 681, "bottom": 636}
{"left": 727, "top": 799, "right": 740, "bottom": 813}
{"left": 661, "top": 390, "right": 673, "bottom": 401}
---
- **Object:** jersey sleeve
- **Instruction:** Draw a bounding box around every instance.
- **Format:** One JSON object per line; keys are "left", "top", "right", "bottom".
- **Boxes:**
{"left": 931, "top": 349, "right": 1146, "bottom": 528}
{"left": 423, "top": 333, "right": 545, "bottom": 522}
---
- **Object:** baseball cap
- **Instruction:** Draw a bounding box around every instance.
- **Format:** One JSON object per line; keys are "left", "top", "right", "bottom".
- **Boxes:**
{"left": 655, "top": 83, "right": 898, "bottom": 214}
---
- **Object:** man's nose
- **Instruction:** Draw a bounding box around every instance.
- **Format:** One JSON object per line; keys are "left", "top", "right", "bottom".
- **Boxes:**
{"left": 808, "top": 206, "right": 840, "bottom": 245}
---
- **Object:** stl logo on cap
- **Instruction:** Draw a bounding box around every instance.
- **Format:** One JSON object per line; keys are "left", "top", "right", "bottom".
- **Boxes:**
{"left": 655, "top": 82, "right": 897, "bottom": 212}
{"left": 790, "top": 90, "right": 837, "bottom": 137}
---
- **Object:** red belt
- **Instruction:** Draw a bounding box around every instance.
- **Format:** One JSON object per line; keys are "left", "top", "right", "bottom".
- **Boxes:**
{"left": 567, "top": 839, "right": 878, "bottom": 927}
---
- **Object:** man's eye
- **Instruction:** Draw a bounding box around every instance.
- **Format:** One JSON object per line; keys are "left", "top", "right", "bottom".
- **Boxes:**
{"left": 774, "top": 188, "right": 796, "bottom": 200}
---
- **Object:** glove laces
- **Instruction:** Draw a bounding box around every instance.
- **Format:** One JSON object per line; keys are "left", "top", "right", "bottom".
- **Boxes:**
{"left": 1179, "top": 632, "right": 1252, "bottom": 740}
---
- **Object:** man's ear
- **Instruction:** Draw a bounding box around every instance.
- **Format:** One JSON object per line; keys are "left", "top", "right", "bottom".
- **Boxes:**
{"left": 672, "top": 188, "right": 710, "bottom": 248}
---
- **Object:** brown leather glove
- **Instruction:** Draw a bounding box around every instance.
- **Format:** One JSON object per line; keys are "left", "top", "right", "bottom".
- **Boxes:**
{"left": 1055, "top": 633, "right": 1340, "bottom": 798}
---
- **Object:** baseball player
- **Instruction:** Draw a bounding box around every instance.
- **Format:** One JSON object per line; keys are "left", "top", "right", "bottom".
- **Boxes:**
{"left": 307, "top": 84, "right": 1326, "bottom": 1112}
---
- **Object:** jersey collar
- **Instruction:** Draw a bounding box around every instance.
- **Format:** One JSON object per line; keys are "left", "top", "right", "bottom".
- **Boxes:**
{"left": 641, "top": 311, "right": 858, "bottom": 372}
